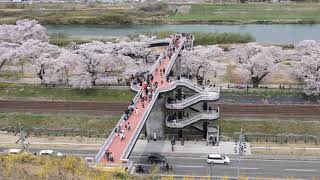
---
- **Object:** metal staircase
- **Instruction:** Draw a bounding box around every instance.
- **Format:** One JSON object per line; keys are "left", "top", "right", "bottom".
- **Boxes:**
{"left": 165, "top": 108, "right": 219, "bottom": 128}
{"left": 165, "top": 91, "right": 219, "bottom": 110}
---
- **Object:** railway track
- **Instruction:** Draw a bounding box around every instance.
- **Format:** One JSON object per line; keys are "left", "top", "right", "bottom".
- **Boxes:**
{"left": 0, "top": 100, "right": 319, "bottom": 116}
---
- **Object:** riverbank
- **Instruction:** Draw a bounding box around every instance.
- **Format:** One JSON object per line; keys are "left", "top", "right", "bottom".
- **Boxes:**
{"left": 1, "top": 3, "right": 320, "bottom": 25}
{"left": 169, "top": 3, "right": 320, "bottom": 25}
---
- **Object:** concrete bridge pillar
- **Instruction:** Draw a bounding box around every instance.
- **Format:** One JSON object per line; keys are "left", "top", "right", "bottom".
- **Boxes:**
{"left": 177, "top": 88, "right": 182, "bottom": 100}
{"left": 203, "top": 121, "right": 208, "bottom": 139}
{"left": 145, "top": 97, "right": 166, "bottom": 140}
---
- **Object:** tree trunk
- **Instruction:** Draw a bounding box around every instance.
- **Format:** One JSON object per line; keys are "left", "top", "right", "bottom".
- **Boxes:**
{"left": 252, "top": 76, "right": 259, "bottom": 88}
{"left": 252, "top": 72, "right": 269, "bottom": 88}
{"left": 0, "top": 59, "right": 7, "bottom": 70}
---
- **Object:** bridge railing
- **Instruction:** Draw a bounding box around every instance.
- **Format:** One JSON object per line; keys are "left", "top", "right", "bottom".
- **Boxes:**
{"left": 165, "top": 92, "right": 219, "bottom": 109}
{"left": 121, "top": 90, "right": 160, "bottom": 159}
{"left": 95, "top": 90, "right": 142, "bottom": 162}
{"left": 165, "top": 37, "right": 186, "bottom": 77}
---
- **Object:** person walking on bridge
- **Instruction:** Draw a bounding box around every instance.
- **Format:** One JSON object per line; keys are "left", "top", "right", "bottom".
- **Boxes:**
{"left": 128, "top": 122, "right": 131, "bottom": 131}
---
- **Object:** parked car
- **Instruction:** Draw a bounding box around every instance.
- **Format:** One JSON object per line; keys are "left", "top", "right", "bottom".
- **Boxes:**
{"left": 39, "top": 150, "right": 64, "bottom": 157}
{"left": 207, "top": 154, "right": 230, "bottom": 165}
{"left": 147, "top": 153, "right": 166, "bottom": 164}
{"left": 8, "top": 149, "right": 22, "bottom": 154}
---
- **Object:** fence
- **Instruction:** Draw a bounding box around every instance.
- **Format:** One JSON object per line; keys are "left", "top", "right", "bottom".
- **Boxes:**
{"left": 224, "top": 83, "right": 304, "bottom": 90}
{"left": 1, "top": 127, "right": 111, "bottom": 139}
{"left": 222, "top": 133, "right": 320, "bottom": 144}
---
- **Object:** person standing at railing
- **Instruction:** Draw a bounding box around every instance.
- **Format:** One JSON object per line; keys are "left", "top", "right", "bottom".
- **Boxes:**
{"left": 109, "top": 152, "right": 114, "bottom": 162}
{"left": 105, "top": 149, "right": 110, "bottom": 161}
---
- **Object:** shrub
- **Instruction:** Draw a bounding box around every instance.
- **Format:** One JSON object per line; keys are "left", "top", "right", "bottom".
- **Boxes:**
{"left": 193, "top": 32, "right": 255, "bottom": 45}
{"left": 138, "top": 2, "right": 169, "bottom": 12}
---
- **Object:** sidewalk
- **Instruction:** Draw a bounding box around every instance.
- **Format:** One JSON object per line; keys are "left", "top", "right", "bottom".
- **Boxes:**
{"left": 131, "top": 140, "right": 251, "bottom": 156}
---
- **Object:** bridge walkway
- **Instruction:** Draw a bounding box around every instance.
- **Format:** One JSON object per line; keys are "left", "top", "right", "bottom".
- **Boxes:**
{"left": 95, "top": 35, "right": 186, "bottom": 165}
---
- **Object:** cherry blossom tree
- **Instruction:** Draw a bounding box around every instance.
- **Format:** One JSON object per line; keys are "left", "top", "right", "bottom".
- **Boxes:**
{"left": 0, "top": 19, "right": 48, "bottom": 43}
{"left": 293, "top": 40, "right": 320, "bottom": 96}
{"left": 180, "top": 45, "right": 225, "bottom": 83}
{"left": 230, "top": 43, "right": 287, "bottom": 87}
{"left": 0, "top": 42, "right": 20, "bottom": 70}
{"left": 18, "top": 39, "right": 61, "bottom": 83}
{"left": 70, "top": 41, "right": 156, "bottom": 87}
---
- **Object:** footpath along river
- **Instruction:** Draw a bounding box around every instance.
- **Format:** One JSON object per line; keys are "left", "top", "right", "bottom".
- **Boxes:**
{"left": 45, "top": 24, "right": 320, "bottom": 44}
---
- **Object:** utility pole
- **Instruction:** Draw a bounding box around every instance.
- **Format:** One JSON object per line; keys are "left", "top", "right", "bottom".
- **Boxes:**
{"left": 234, "top": 128, "right": 247, "bottom": 179}
{"left": 15, "top": 123, "right": 29, "bottom": 151}
{"left": 208, "top": 162, "right": 213, "bottom": 180}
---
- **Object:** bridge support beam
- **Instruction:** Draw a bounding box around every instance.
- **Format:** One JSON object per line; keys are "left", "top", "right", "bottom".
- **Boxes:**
{"left": 177, "top": 88, "right": 182, "bottom": 100}
{"left": 179, "top": 129, "right": 183, "bottom": 139}
{"left": 145, "top": 97, "right": 166, "bottom": 140}
{"left": 203, "top": 121, "right": 208, "bottom": 139}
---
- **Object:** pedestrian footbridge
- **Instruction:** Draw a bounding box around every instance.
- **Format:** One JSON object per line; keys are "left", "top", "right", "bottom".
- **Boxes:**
{"left": 95, "top": 34, "right": 220, "bottom": 170}
{"left": 95, "top": 35, "right": 186, "bottom": 167}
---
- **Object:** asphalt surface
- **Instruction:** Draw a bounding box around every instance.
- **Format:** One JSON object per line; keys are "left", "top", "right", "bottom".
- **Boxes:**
{"left": 0, "top": 147, "right": 97, "bottom": 157}
{"left": 1, "top": 146, "right": 320, "bottom": 179}
{"left": 1, "top": 100, "right": 320, "bottom": 116}
{"left": 130, "top": 155, "right": 320, "bottom": 179}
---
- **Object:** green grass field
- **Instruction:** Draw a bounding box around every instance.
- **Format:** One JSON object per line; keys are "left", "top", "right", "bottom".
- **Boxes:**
{"left": 1, "top": 3, "right": 320, "bottom": 25}
{"left": 170, "top": 3, "right": 320, "bottom": 24}
{"left": 0, "top": 83, "right": 134, "bottom": 102}
{"left": 0, "top": 2, "right": 171, "bottom": 25}
{"left": 222, "top": 88, "right": 304, "bottom": 98}
{"left": 219, "top": 117, "right": 320, "bottom": 136}
{"left": 0, "top": 112, "right": 120, "bottom": 136}
{"left": 1, "top": 111, "right": 318, "bottom": 139}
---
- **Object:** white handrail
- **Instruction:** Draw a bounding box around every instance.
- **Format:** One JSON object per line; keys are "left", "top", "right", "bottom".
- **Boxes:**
{"left": 165, "top": 92, "right": 219, "bottom": 109}
{"left": 95, "top": 90, "right": 142, "bottom": 162}
{"left": 165, "top": 38, "right": 186, "bottom": 77}
{"left": 166, "top": 111, "right": 220, "bottom": 128}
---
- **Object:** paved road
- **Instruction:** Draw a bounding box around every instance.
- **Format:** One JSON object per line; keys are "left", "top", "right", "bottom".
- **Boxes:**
{"left": 1, "top": 100, "right": 320, "bottom": 116}
{"left": 1, "top": 146, "right": 319, "bottom": 179}
{"left": 0, "top": 147, "right": 97, "bottom": 157}
{"left": 130, "top": 155, "right": 320, "bottom": 179}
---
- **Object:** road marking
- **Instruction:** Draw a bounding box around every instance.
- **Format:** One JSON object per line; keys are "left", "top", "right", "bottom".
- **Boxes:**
{"left": 231, "top": 159, "right": 320, "bottom": 163}
{"left": 133, "top": 163, "right": 203, "bottom": 168}
{"left": 284, "top": 169, "right": 316, "bottom": 172}
{"left": 175, "top": 165, "right": 204, "bottom": 168}
{"left": 253, "top": 146, "right": 320, "bottom": 150}
{"left": 229, "top": 166, "right": 259, "bottom": 170}
{"left": 131, "top": 155, "right": 204, "bottom": 160}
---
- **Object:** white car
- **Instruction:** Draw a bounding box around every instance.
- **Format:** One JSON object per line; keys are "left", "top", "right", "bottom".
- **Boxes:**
{"left": 8, "top": 149, "right": 22, "bottom": 154}
{"left": 39, "top": 150, "right": 64, "bottom": 157}
{"left": 207, "top": 154, "right": 230, "bottom": 165}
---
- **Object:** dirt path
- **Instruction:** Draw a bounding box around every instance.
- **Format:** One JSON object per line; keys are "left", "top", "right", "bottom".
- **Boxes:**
{"left": 1, "top": 100, "right": 320, "bottom": 116}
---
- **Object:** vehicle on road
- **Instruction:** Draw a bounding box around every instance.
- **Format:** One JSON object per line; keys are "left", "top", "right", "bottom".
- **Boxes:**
{"left": 8, "top": 149, "right": 22, "bottom": 154}
{"left": 39, "top": 150, "right": 64, "bottom": 157}
{"left": 148, "top": 153, "right": 166, "bottom": 164}
{"left": 207, "top": 154, "right": 230, "bottom": 165}
{"left": 136, "top": 164, "right": 145, "bottom": 173}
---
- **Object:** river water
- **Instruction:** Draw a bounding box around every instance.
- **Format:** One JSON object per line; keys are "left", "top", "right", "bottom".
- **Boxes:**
{"left": 45, "top": 24, "right": 320, "bottom": 44}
